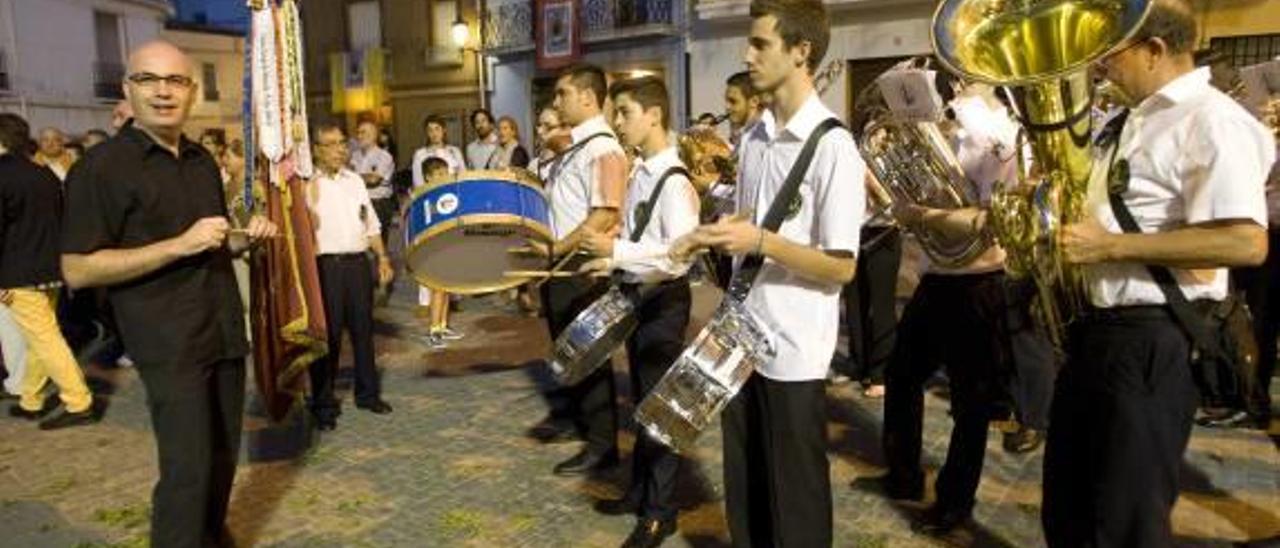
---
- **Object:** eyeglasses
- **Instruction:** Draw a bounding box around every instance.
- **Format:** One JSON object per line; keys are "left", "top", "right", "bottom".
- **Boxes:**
{"left": 126, "top": 72, "right": 195, "bottom": 90}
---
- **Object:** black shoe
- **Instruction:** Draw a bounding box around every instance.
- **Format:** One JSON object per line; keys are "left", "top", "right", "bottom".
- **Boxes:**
{"left": 594, "top": 493, "right": 641, "bottom": 516}
{"left": 316, "top": 418, "right": 337, "bottom": 431}
{"left": 8, "top": 398, "right": 56, "bottom": 421}
{"left": 914, "top": 504, "right": 972, "bottom": 536}
{"left": 38, "top": 406, "right": 100, "bottom": 430}
{"left": 527, "top": 418, "right": 579, "bottom": 444}
{"left": 621, "top": 517, "right": 677, "bottom": 548}
{"left": 356, "top": 399, "right": 393, "bottom": 414}
{"left": 1002, "top": 426, "right": 1045, "bottom": 454}
{"left": 553, "top": 447, "right": 619, "bottom": 476}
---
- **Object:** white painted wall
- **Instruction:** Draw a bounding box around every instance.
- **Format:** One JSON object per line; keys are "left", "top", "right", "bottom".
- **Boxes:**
{"left": 687, "top": 6, "right": 934, "bottom": 124}
{"left": 0, "top": 0, "right": 167, "bottom": 134}
{"left": 162, "top": 27, "right": 246, "bottom": 139}
{"left": 488, "top": 56, "right": 536, "bottom": 151}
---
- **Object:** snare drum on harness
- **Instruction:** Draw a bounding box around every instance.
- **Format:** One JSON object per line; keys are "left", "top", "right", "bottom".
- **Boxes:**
{"left": 402, "top": 169, "right": 552, "bottom": 294}
{"left": 548, "top": 284, "right": 642, "bottom": 386}
{"left": 633, "top": 298, "right": 775, "bottom": 453}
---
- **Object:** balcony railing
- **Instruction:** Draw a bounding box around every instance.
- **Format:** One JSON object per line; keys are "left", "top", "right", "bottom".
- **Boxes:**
{"left": 93, "top": 61, "right": 126, "bottom": 100}
{"left": 484, "top": 0, "right": 681, "bottom": 53}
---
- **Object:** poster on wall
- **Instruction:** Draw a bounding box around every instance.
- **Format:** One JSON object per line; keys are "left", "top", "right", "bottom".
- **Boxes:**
{"left": 536, "top": 0, "right": 580, "bottom": 70}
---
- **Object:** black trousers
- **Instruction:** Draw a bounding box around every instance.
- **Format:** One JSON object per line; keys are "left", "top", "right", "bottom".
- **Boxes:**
{"left": 1042, "top": 307, "right": 1197, "bottom": 548}
{"left": 883, "top": 271, "right": 1007, "bottom": 514}
{"left": 136, "top": 358, "right": 245, "bottom": 548}
{"left": 1003, "top": 278, "right": 1058, "bottom": 429}
{"left": 1230, "top": 227, "right": 1280, "bottom": 419}
{"left": 624, "top": 280, "right": 691, "bottom": 520}
{"left": 723, "top": 375, "right": 831, "bottom": 547}
{"left": 311, "top": 253, "right": 381, "bottom": 419}
{"left": 839, "top": 225, "right": 901, "bottom": 383}
{"left": 541, "top": 273, "right": 618, "bottom": 452}
{"left": 371, "top": 197, "right": 397, "bottom": 247}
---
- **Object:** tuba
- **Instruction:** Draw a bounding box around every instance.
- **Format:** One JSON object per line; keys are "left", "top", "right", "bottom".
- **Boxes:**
{"left": 856, "top": 61, "right": 995, "bottom": 267}
{"left": 931, "top": 0, "right": 1154, "bottom": 348}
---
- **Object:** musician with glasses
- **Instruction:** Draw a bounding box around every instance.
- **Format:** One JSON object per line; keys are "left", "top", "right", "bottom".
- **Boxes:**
{"left": 60, "top": 41, "right": 278, "bottom": 548}
{"left": 672, "top": 0, "right": 864, "bottom": 543}
{"left": 1049, "top": 1, "right": 1273, "bottom": 544}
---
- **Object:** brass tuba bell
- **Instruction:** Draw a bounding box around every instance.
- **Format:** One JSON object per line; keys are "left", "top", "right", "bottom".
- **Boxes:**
{"left": 931, "top": 0, "right": 1154, "bottom": 348}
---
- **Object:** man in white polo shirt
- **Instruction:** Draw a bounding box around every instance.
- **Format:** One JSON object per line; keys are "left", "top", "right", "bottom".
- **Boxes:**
{"left": 1048, "top": 1, "right": 1274, "bottom": 545}
{"left": 307, "top": 121, "right": 395, "bottom": 431}
{"left": 529, "top": 63, "right": 629, "bottom": 476}
{"left": 674, "top": 0, "right": 863, "bottom": 543}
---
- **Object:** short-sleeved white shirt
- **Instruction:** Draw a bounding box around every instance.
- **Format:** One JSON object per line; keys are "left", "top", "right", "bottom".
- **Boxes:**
{"left": 1084, "top": 68, "right": 1275, "bottom": 307}
{"left": 349, "top": 144, "right": 395, "bottom": 200}
{"left": 735, "top": 92, "right": 866, "bottom": 382}
{"left": 612, "top": 147, "right": 700, "bottom": 284}
{"left": 311, "top": 168, "right": 381, "bottom": 255}
{"left": 545, "top": 115, "right": 627, "bottom": 239}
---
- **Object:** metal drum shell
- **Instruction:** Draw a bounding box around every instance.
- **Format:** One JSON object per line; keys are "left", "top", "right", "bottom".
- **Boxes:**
{"left": 549, "top": 286, "right": 639, "bottom": 386}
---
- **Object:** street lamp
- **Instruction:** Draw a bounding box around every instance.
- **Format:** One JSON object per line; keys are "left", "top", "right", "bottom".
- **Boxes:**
{"left": 451, "top": 17, "right": 470, "bottom": 48}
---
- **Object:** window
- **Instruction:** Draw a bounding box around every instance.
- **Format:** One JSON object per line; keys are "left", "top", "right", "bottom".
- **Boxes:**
{"left": 202, "top": 62, "right": 220, "bottom": 101}
{"left": 427, "top": 0, "right": 462, "bottom": 66}
{"left": 348, "top": 0, "right": 382, "bottom": 51}
{"left": 1209, "top": 34, "right": 1280, "bottom": 68}
{"left": 93, "top": 12, "right": 125, "bottom": 99}
{"left": 0, "top": 49, "right": 9, "bottom": 91}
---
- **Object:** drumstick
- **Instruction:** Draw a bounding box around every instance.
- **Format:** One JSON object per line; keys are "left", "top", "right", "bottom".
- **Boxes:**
{"left": 229, "top": 228, "right": 283, "bottom": 239}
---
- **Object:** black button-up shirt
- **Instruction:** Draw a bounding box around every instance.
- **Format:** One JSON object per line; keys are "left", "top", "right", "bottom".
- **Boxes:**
{"left": 61, "top": 125, "right": 248, "bottom": 367}
{"left": 0, "top": 154, "right": 64, "bottom": 288}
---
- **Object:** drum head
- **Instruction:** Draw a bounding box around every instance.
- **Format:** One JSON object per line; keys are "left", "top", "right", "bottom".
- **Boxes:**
{"left": 405, "top": 216, "right": 551, "bottom": 294}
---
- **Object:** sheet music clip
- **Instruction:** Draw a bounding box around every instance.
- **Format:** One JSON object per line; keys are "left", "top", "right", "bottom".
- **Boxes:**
{"left": 877, "top": 68, "right": 946, "bottom": 124}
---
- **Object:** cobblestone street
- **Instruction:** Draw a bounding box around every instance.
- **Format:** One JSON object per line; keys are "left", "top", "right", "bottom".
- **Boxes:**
{"left": 0, "top": 275, "right": 1277, "bottom": 548}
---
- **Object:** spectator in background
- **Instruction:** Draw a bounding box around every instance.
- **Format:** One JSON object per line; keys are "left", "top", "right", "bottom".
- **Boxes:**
{"left": 528, "top": 106, "right": 569, "bottom": 179}
{"left": 65, "top": 142, "right": 85, "bottom": 166}
{"left": 34, "top": 128, "right": 74, "bottom": 181}
{"left": 411, "top": 157, "right": 465, "bottom": 348}
{"left": 110, "top": 100, "right": 133, "bottom": 132}
{"left": 350, "top": 120, "right": 396, "bottom": 247}
{"left": 0, "top": 112, "right": 98, "bottom": 430}
{"left": 493, "top": 116, "right": 531, "bottom": 169}
{"left": 83, "top": 129, "right": 110, "bottom": 150}
{"left": 200, "top": 128, "right": 228, "bottom": 175}
{"left": 410, "top": 115, "right": 465, "bottom": 186}
{"left": 465, "top": 108, "right": 500, "bottom": 169}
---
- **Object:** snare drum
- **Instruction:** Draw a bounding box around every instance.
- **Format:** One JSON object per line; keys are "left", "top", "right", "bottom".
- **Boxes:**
{"left": 549, "top": 285, "right": 639, "bottom": 386}
{"left": 633, "top": 299, "right": 775, "bottom": 453}
{"left": 403, "top": 170, "right": 552, "bottom": 294}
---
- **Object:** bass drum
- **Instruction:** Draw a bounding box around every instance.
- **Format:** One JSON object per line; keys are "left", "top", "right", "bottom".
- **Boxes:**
{"left": 403, "top": 169, "right": 552, "bottom": 294}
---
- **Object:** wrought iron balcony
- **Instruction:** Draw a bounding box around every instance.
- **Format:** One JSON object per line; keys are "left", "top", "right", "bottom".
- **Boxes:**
{"left": 93, "top": 61, "right": 126, "bottom": 100}
{"left": 483, "top": 0, "right": 682, "bottom": 54}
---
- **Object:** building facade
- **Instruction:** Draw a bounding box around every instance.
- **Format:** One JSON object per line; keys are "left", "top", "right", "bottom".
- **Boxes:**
{"left": 0, "top": 0, "right": 172, "bottom": 135}
{"left": 160, "top": 22, "right": 246, "bottom": 142}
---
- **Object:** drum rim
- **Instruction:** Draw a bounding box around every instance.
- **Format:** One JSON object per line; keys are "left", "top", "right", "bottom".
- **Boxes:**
{"left": 403, "top": 212, "right": 554, "bottom": 295}
{"left": 408, "top": 168, "right": 546, "bottom": 202}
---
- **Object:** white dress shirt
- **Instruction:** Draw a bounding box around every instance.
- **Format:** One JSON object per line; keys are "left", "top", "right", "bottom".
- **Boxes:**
{"left": 1084, "top": 67, "right": 1275, "bottom": 307}
{"left": 465, "top": 134, "right": 500, "bottom": 170}
{"left": 735, "top": 92, "right": 866, "bottom": 382}
{"left": 310, "top": 168, "right": 382, "bottom": 255}
{"left": 546, "top": 115, "right": 627, "bottom": 239}
{"left": 349, "top": 144, "right": 395, "bottom": 200}
{"left": 612, "top": 147, "right": 700, "bottom": 284}
{"left": 410, "top": 145, "right": 466, "bottom": 187}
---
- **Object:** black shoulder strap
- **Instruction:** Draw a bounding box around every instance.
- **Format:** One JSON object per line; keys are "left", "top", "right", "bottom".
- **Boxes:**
{"left": 1103, "top": 119, "right": 1222, "bottom": 357}
{"left": 629, "top": 166, "right": 690, "bottom": 242}
{"left": 729, "top": 117, "right": 845, "bottom": 301}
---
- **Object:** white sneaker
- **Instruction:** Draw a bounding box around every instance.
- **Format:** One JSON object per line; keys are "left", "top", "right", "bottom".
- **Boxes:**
{"left": 423, "top": 333, "right": 447, "bottom": 349}
{"left": 116, "top": 354, "right": 135, "bottom": 368}
{"left": 435, "top": 327, "right": 465, "bottom": 341}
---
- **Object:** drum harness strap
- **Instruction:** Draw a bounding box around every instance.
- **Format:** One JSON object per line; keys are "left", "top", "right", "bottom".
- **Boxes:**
{"left": 540, "top": 132, "right": 616, "bottom": 186}
{"left": 727, "top": 117, "right": 846, "bottom": 303}
{"left": 614, "top": 166, "right": 692, "bottom": 305}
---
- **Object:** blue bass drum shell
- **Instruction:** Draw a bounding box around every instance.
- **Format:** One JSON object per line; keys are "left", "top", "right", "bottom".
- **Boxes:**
{"left": 403, "top": 170, "right": 552, "bottom": 294}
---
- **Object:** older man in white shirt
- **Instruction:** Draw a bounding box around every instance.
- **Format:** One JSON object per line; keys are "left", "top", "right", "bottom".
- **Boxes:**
{"left": 349, "top": 120, "right": 396, "bottom": 246}
{"left": 1048, "top": 1, "right": 1274, "bottom": 545}
{"left": 307, "top": 121, "right": 396, "bottom": 431}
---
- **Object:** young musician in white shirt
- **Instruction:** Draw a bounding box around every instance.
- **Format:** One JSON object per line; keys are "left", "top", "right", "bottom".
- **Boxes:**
{"left": 673, "top": 0, "right": 864, "bottom": 543}
{"left": 578, "top": 75, "right": 700, "bottom": 548}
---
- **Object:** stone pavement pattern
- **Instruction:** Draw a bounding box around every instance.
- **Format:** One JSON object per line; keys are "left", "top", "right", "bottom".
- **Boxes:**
{"left": 0, "top": 276, "right": 1277, "bottom": 548}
